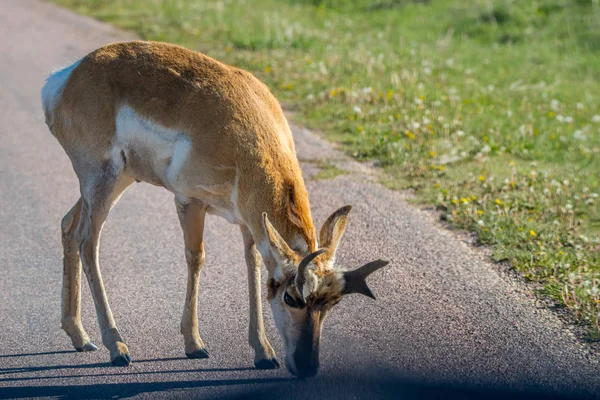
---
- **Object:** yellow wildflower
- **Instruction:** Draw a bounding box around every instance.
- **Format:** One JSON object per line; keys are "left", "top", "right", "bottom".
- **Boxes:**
{"left": 478, "top": 175, "right": 485, "bottom": 182}
{"left": 530, "top": 230, "right": 537, "bottom": 237}
{"left": 477, "top": 210, "right": 483, "bottom": 216}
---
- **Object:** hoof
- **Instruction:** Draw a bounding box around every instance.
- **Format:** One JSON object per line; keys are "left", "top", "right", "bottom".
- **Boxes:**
{"left": 255, "top": 358, "right": 280, "bottom": 370}
{"left": 186, "top": 348, "right": 209, "bottom": 359}
{"left": 75, "top": 342, "right": 98, "bottom": 352}
{"left": 111, "top": 353, "right": 132, "bottom": 366}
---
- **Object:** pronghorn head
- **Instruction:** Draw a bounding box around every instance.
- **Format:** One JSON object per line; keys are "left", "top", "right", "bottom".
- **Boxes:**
{"left": 262, "top": 205, "right": 389, "bottom": 378}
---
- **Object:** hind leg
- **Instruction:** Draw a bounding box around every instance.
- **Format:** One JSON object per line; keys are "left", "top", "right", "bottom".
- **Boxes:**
{"left": 75, "top": 162, "right": 134, "bottom": 366}
{"left": 61, "top": 198, "right": 97, "bottom": 352}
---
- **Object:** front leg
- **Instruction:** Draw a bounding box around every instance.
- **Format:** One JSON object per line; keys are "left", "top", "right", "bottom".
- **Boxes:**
{"left": 240, "top": 225, "right": 279, "bottom": 369}
{"left": 175, "top": 198, "right": 209, "bottom": 359}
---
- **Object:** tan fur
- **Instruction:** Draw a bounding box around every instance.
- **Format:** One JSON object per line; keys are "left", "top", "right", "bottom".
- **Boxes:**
{"left": 43, "top": 41, "right": 384, "bottom": 375}
{"left": 48, "top": 41, "right": 315, "bottom": 252}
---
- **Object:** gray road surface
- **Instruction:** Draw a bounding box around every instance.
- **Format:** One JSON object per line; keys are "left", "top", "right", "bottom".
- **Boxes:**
{"left": 0, "top": 1, "right": 598, "bottom": 399}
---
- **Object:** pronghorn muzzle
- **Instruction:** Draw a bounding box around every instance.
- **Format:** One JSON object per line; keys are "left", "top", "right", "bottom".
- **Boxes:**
{"left": 287, "top": 311, "right": 321, "bottom": 378}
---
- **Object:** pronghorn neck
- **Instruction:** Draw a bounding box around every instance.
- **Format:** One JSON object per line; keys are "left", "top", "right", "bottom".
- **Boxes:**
{"left": 250, "top": 178, "right": 317, "bottom": 269}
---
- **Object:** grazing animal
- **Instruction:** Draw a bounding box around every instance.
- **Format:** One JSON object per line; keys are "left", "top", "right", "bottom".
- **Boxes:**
{"left": 42, "top": 41, "right": 389, "bottom": 377}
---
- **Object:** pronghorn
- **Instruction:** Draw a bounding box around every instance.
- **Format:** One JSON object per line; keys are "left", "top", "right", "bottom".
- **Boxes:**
{"left": 42, "top": 41, "right": 389, "bottom": 377}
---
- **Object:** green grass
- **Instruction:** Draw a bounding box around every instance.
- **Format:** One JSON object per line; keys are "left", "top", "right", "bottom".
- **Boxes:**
{"left": 52, "top": 0, "right": 600, "bottom": 338}
{"left": 313, "top": 161, "right": 346, "bottom": 180}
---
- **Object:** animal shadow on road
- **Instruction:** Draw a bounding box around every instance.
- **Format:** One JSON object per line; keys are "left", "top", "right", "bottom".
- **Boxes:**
{"left": 0, "top": 352, "right": 284, "bottom": 399}
{"left": 0, "top": 352, "right": 594, "bottom": 399}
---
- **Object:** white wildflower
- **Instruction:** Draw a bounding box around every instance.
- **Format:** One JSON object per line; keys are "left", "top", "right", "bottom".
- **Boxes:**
{"left": 573, "top": 130, "right": 586, "bottom": 141}
{"left": 319, "top": 62, "right": 328, "bottom": 75}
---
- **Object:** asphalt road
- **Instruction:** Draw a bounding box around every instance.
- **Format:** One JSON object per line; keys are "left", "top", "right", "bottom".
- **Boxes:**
{"left": 0, "top": 1, "right": 599, "bottom": 399}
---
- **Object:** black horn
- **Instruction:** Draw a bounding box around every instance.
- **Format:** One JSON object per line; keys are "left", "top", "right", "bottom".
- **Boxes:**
{"left": 296, "top": 248, "right": 326, "bottom": 296}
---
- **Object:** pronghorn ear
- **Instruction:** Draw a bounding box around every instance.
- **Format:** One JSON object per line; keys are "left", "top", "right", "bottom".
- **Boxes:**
{"left": 262, "top": 212, "right": 297, "bottom": 267}
{"left": 319, "top": 205, "right": 352, "bottom": 262}
{"left": 342, "top": 259, "right": 389, "bottom": 299}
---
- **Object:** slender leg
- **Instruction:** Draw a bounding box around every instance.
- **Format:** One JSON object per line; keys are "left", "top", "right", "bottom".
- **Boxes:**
{"left": 75, "top": 166, "right": 134, "bottom": 366}
{"left": 175, "top": 197, "right": 209, "bottom": 359}
{"left": 240, "top": 225, "right": 279, "bottom": 369}
{"left": 61, "top": 198, "right": 97, "bottom": 352}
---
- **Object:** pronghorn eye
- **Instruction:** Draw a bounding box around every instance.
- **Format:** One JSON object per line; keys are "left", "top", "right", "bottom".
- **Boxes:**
{"left": 283, "top": 292, "right": 298, "bottom": 308}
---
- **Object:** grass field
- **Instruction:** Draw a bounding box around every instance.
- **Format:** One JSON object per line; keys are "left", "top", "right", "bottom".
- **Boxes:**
{"left": 52, "top": 0, "right": 600, "bottom": 338}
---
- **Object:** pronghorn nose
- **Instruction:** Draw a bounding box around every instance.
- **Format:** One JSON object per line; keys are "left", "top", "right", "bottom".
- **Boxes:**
{"left": 288, "top": 349, "right": 319, "bottom": 378}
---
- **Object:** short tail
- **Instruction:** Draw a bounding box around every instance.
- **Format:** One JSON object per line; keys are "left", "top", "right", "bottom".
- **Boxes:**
{"left": 41, "top": 59, "right": 82, "bottom": 130}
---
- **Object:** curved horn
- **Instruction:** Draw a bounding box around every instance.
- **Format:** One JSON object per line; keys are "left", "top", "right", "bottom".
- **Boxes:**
{"left": 342, "top": 259, "right": 390, "bottom": 299}
{"left": 296, "top": 248, "right": 326, "bottom": 295}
